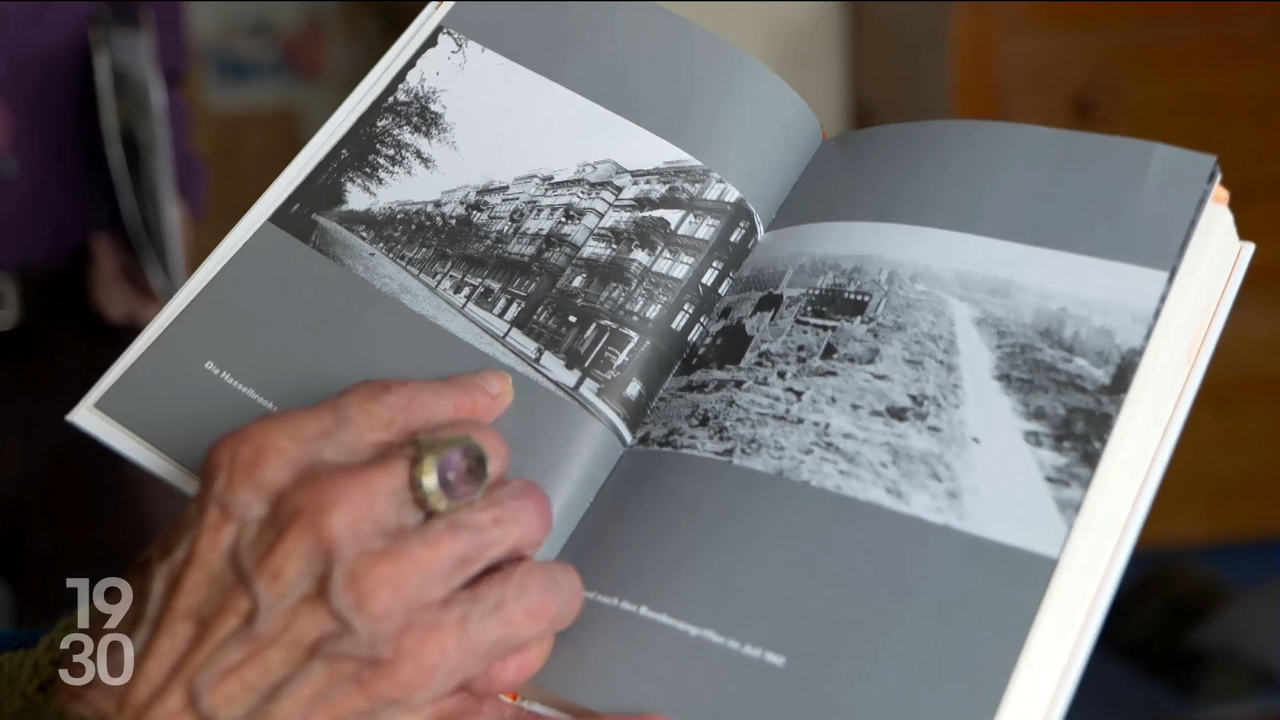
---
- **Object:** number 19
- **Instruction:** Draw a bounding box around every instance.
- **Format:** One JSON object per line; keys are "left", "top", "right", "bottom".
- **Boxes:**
{"left": 60, "top": 578, "right": 135, "bottom": 687}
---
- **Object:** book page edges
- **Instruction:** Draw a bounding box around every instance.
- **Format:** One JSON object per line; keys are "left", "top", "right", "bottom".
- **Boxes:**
{"left": 995, "top": 189, "right": 1251, "bottom": 720}
{"left": 71, "top": 406, "right": 200, "bottom": 495}
{"left": 65, "top": 2, "right": 451, "bottom": 486}
{"left": 1044, "top": 238, "right": 1254, "bottom": 720}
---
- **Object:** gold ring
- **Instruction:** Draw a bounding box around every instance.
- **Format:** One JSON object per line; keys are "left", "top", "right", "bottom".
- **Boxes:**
{"left": 410, "top": 437, "right": 492, "bottom": 515}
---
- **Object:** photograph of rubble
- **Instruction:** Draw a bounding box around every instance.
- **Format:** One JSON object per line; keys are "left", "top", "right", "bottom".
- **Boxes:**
{"left": 637, "top": 222, "right": 1168, "bottom": 557}
{"left": 270, "top": 27, "right": 759, "bottom": 441}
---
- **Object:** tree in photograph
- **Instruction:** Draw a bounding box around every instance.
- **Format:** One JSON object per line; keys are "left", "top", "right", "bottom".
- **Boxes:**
{"left": 428, "top": 215, "right": 489, "bottom": 288}
{"left": 393, "top": 211, "right": 441, "bottom": 268}
{"left": 283, "top": 28, "right": 478, "bottom": 238}
{"left": 295, "top": 86, "right": 452, "bottom": 240}
{"left": 327, "top": 207, "right": 375, "bottom": 237}
{"left": 319, "top": 80, "right": 454, "bottom": 201}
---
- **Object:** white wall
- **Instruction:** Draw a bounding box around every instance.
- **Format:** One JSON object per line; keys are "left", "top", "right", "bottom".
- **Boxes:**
{"left": 660, "top": 2, "right": 857, "bottom": 137}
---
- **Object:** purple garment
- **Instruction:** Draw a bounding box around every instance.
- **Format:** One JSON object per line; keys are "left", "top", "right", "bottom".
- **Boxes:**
{"left": 0, "top": 1, "right": 207, "bottom": 273}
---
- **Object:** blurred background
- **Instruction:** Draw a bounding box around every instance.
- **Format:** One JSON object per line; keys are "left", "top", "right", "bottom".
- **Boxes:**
{"left": 44, "top": 1, "right": 1280, "bottom": 717}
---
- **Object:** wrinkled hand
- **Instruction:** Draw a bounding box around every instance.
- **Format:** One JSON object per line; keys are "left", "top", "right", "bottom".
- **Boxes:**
{"left": 54, "top": 372, "right": 663, "bottom": 720}
{"left": 86, "top": 231, "right": 163, "bottom": 330}
{"left": 87, "top": 203, "right": 198, "bottom": 330}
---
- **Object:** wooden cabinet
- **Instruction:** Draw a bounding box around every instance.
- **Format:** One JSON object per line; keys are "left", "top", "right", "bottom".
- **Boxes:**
{"left": 190, "top": 107, "right": 302, "bottom": 264}
{"left": 951, "top": 2, "right": 1280, "bottom": 549}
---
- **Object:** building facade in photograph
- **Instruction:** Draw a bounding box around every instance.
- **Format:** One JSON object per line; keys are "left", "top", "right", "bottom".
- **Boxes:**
{"left": 523, "top": 160, "right": 758, "bottom": 421}
{"left": 331, "top": 157, "right": 758, "bottom": 431}
{"left": 447, "top": 159, "right": 629, "bottom": 330}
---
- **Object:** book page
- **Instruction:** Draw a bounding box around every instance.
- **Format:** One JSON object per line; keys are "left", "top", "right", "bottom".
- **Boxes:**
{"left": 72, "top": 1, "right": 821, "bottom": 558}
{"left": 537, "top": 121, "right": 1219, "bottom": 717}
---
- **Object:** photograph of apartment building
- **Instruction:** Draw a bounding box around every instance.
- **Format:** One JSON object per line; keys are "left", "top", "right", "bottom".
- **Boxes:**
{"left": 270, "top": 27, "right": 759, "bottom": 440}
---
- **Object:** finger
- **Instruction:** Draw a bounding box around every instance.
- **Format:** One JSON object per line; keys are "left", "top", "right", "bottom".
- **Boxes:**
{"left": 157, "top": 427, "right": 511, "bottom": 704}
{"left": 246, "top": 646, "right": 366, "bottom": 719}
{"left": 121, "top": 378, "right": 515, "bottom": 711}
{"left": 151, "top": 393, "right": 516, "bottom": 698}
{"left": 148, "top": 451, "right": 411, "bottom": 710}
{"left": 167, "top": 453, "right": 414, "bottom": 682}
{"left": 168, "top": 433, "right": 521, "bottom": 711}
{"left": 257, "top": 421, "right": 513, "bottom": 557}
{"left": 316, "top": 560, "right": 584, "bottom": 715}
{"left": 466, "top": 637, "right": 556, "bottom": 696}
{"left": 153, "top": 595, "right": 338, "bottom": 719}
{"left": 110, "top": 505, "right": 223, "bottom": 707}
{"left": 349, "top": 478, "right": 553, "bottom": 618}
{"left": 417, "top": 693, "right": 503, "bottom": 720}
{"left": 341, "top": 420, "right": 514, "bottom": 536}
{"left": 435, "top": 559, "right": 584, "bottom": 670}
{"left": 142, "top": 525, "right": 333, "bottom": 717}
{"left": 237, "top": 423, "right": 514, "bottom": 630}
{"left": 201, "top": 372, "right": 515, "bottom": 509}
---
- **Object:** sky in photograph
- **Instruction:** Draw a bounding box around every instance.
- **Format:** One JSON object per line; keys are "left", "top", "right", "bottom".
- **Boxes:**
{"left": 750, "top": 221, "right": 1169, "bottom": 311}
{"left": 348, "top": 32, "right": 695, "bottom": 209}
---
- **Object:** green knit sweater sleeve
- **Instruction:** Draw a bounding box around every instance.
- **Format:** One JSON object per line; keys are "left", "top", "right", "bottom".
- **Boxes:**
{"left": 0, "top": 615, "right": 90, "bottom": 720}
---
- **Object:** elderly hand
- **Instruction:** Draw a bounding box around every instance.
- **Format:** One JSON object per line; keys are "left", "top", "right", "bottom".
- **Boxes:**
{"left": 54, "top": 371, "right": 663, "bottom": 719}
{"left": 86, "top": 232, "right": 164, "bottom": 330}
{"left": 86, "top": 202, "right": 198, "bottom": 331}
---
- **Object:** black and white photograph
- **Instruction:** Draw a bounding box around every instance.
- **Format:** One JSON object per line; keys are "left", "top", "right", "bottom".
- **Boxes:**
{"left": 270, "top": 27, "right": 760, "bottom": 441}
{"left": 636, "top": 222, "right": 1169, "bottom": 557}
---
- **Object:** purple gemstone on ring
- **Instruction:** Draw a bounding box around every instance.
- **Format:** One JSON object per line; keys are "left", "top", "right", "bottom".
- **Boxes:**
{"left": 436, "top": 443, "right": 489, "bottom": 503}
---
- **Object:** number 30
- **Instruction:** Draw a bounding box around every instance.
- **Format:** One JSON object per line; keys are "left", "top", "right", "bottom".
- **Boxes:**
{"left": 58, "top": 578, "right": 135, "bottom": 686}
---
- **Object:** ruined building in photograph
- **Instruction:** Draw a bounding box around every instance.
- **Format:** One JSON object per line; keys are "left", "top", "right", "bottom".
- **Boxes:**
{"left": 329, "top": 158, "right": 758, "bottom": 433}
{"left": 686, "top": 261, "right": 895, "bottom": 373}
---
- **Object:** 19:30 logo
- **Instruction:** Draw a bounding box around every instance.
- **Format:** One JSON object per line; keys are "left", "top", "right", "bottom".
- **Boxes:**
{"left": 59, "top": 578, "right": 135, "bottom": 687}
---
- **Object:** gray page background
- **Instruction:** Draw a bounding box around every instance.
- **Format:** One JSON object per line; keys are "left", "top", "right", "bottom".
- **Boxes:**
{"left": 544, "top": 450, "right": 1054, "bottom": 719}
{"left": 96, "top": 225, "right": 623, "bottom": 557}
{"left": 444, "top": 1, "right": 822, "bottom": 227}
{"left": 541, "top": 121, "right": 1219, "bottom": 718}
{"left": 771, "top": 120, "right": 1218, "bottom": 272}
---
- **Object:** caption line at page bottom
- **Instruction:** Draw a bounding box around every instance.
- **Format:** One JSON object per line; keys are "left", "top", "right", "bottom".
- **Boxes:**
{"left": 584, "top": 590, "right": 788, "bottom": 669}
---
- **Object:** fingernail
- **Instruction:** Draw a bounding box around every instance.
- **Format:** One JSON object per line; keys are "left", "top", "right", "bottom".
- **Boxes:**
{"left": 473, "top": 370, "right": 514, "bottom": 398}
{"left": 552, "top": 562, "right": 584, "bottom": 596}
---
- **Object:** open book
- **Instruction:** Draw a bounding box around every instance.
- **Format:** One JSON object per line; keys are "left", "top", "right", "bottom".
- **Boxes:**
{"left": 69, "top": 3, "right": 1255, "bottom": 719}
{"left": 88, "top": 1, "right": 189, "bottom": 300}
